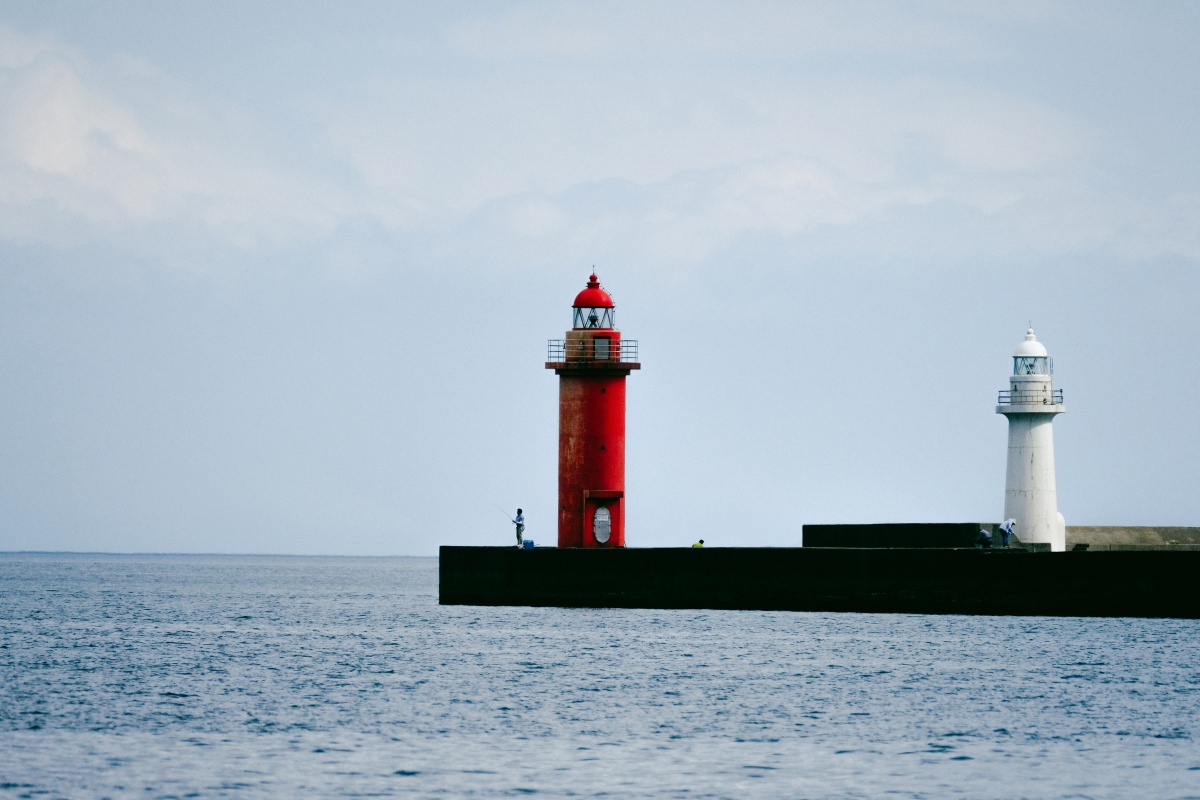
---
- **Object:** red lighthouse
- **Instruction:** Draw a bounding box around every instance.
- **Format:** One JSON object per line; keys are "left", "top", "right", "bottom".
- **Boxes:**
{"left": 546, "top": 274, "right": 640, "bottom": 548}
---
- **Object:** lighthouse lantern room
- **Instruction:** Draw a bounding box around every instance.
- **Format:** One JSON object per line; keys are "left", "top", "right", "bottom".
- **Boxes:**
{"left": 546, "top": 274, "right": 640, "bottom": 548}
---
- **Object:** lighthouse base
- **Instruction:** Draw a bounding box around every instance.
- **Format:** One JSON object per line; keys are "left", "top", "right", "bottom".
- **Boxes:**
{"left": 440, "top": 546, "right": 1200, "bottom": 618}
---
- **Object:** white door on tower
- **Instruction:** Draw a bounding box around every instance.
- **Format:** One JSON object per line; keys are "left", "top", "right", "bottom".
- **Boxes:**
{"left": 593, "top": 506, "right": 611, "bottom": 544}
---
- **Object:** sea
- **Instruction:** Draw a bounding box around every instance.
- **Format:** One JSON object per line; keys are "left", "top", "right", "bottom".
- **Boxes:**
{"left": 1, "top": 553, "right": 1198, "bottom": 799}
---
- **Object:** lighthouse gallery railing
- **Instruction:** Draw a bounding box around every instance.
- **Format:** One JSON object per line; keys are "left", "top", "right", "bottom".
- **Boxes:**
{"left": 547, "top": 339, "right": 639, "bottom": 362}
{"left": 998, "top": 389, "right": 1064, "bottom": 405}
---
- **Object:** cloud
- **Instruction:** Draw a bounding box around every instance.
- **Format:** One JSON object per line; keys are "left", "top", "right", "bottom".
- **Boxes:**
{"left": 451, "top": 147, "right": 1200, "bottom": 271}
{"left": 443, "top": 0, "right": 990, "bottom": 61}
{"left": 1, "top": 4, "right": 1196, "bottom": 276}
{"left": 319, "top": 69, "right": 1089, "bottom": 227}
{"left": 0, "top": 25, "right": 354, "bottom": 258}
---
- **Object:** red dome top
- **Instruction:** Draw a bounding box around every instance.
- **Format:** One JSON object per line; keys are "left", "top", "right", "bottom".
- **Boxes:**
{"left": 572, "top": 273, "right": 614, "bottom": 308}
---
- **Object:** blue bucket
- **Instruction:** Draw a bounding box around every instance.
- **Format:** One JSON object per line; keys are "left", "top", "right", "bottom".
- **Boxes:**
{"left": 523, "top": 540, "right": 535, "bottom": 549}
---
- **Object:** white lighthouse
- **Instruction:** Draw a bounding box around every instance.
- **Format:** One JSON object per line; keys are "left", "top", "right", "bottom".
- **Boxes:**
{"left": 996, "top": 328, "right": 1066, "bottom": 551}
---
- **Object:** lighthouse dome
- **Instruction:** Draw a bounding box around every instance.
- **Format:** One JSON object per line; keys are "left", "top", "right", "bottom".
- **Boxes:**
{"left": 573, "top": 274, "right": 614, "bottom": 308}
{"left": 571, "top": 273, "right": 616, "bottom": 329}
{"left": 1013, "top": 328, "right": 1048, "bottom": 357}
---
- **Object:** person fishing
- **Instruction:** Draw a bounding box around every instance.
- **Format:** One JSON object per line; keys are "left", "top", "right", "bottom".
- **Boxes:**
{"left": 999, "top": 518, "right": 1016, "bottom": 548}
{"left": 513, "top": 508, "right": 525, "bottom": 548}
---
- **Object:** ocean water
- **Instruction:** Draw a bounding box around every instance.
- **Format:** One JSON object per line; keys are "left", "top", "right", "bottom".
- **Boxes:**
{"left": 1, "top": 554, "right": 1198, "bottom": 799}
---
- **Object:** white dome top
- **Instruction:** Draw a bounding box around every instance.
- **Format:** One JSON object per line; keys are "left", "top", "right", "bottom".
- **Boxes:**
{"left": 1013, "top": 328, "right": 1048, "bottom": 357}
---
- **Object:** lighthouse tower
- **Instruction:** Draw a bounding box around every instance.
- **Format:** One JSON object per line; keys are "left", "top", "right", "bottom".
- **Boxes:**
{"left": 996, "top": 328, "right": 1066, "bottom": 551}
{"left": 546, "top": 274, "right": 640, "bottom": 548}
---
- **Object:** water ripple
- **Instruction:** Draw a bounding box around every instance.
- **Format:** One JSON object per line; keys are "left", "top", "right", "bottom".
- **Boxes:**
{"left": 1, "top": 553, "right": 1199, "bottom": 798}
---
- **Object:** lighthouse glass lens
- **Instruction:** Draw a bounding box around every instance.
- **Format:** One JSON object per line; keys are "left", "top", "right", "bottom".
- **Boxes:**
{"left": 1014, "top": 356, "right": 1048, "bottom": 375}
{"left": 572, "top": 307, "right": 615, "bottom": 329}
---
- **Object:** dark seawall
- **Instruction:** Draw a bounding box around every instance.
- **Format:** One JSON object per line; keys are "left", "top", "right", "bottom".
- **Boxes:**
{"left": 440, "top": 546, "right": 1200, "bottom": 618}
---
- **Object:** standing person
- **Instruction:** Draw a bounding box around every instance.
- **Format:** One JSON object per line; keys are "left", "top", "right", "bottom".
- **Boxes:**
{"left": 999, "top": 518, "right": 1016, "bottom": 548}
{"left": 514, "top": 509, "right": 525, "bottom": 548}
{"left": 692, "top": 539, "right": 704, "bottom": 548}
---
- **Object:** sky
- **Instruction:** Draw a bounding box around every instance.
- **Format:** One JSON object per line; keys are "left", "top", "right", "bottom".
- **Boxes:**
{"left": 1, "top": 1, "right": 1198, "bottom": 556}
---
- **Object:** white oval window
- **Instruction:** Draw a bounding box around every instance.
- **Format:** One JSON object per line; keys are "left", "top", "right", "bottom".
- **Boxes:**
{"left": 593, "top": 506, "right": 611, "bottom": 544}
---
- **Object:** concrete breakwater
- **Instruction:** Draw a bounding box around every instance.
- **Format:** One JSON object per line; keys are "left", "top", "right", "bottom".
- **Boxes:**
{"left": 801, "top": 523, "right": 1200, "bottom": 551}
{"left": 1067, "top": 526, "right": 1200, "bottom": 550}
{"left": 439, "top": 546, "right": 1200, "bottom": 618}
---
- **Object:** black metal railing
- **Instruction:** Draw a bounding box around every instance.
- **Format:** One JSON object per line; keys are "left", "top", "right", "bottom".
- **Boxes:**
{"left": 547, "top": 339, "right": 639, "bottom": 363}
{"left": 998, "top": 389, "right": 1063, "bottom": 405}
